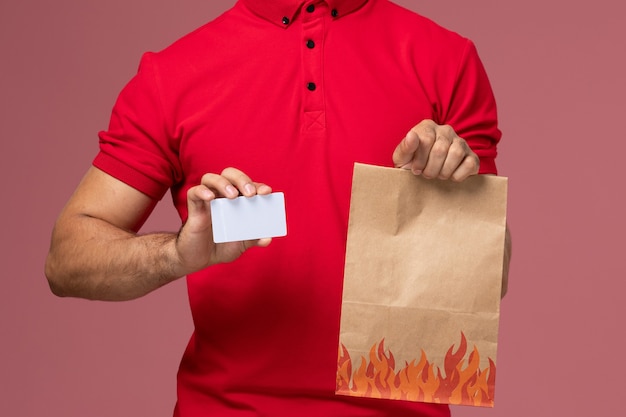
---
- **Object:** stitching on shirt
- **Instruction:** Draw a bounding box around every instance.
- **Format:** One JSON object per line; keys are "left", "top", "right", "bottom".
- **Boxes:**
{"left": 304, "top": 110, "right": 326, "bottom": 130}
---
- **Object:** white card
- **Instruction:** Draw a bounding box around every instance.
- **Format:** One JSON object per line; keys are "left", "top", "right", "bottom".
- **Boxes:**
{"left": 210, "top": 192, "right": 287, "bottom": 243}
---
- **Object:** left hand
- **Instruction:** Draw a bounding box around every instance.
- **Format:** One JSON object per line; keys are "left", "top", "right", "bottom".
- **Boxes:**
{"left": 393, "top": 119, "right": 480, "bottom": 181}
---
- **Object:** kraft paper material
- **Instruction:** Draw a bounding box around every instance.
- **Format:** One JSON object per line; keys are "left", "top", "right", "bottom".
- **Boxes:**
{"left": 336, "top": 163, "right": 508, "bottom": 407}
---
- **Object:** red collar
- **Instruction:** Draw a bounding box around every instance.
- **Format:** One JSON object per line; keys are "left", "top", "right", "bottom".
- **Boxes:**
{"left": 241, "top": 0, "right": 368, "bottom": 27}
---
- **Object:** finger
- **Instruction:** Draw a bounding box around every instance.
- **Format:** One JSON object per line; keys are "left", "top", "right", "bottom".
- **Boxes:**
{"left": 420, "top": 130, "right": 453, "bottom": 179}
{"left": 393, "top": 129, "right": 420, "bottom": 169}
{"left": 251, "top": 182, "right": 273, "bottom": 196}
{"left": 440, "top": 139, "right": 480, "bottom": 181}
{"left": 256, "top": 237, "right": 272, "bottom": 247}
{"left": 186, "top": 185, "right": 214, "bottom": 215}
{"left": 437, "top": 138, "right": 471, "bottom": 180}
{"left": 213, "top": 237, "right": 273, "bottom": 265}
{"left": 409, "top": 123, "right": 438, "bottom": 175}
{"left": 221, "top": 167, "right": 272, "bottom": 197}
{"left": 393, "top": 125, "right": 438, "bottom": 174}
{"left": 185, "top": 185, "right": 215, "bottom": 230}
{"left": 450, "top": 154, "right": 480, "bottom": 182}
{"left": 221, "top": 167, "right": 255, "bottom": 196}
{"left": 200, "top": 173, "right": 240, "bottom": 198}
{"left": 243, "top": 237, "right": 273, "bottom": 250}
{"left": 187, "top": 184, "right": 215, "bottom": 204}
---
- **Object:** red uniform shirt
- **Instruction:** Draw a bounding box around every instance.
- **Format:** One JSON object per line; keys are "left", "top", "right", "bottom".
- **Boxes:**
{"left": 94, "top": 0, "right": 501, "bottom": 415}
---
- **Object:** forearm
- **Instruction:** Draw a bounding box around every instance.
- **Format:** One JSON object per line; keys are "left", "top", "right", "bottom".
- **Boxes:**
{"left": 45, "top": 214, "right": 185, "bottom": 301}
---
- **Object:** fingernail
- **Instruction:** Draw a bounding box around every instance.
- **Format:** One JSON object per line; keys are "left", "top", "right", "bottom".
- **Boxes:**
{"left": 226, "top": 185, "right": 238, "bottom": 197}
{"left": 245, "top": 183, "right": 255, "bottom": 196}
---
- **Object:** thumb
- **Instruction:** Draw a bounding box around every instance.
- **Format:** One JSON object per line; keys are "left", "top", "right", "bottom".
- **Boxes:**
{"left": 393, "top": 130, "right": 419, "bottom": 169}
{"left": 185, "top": 185, "right": 214, "bottom": 233}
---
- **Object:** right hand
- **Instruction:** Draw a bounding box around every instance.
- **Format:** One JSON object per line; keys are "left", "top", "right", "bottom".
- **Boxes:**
{"left": 174, "top": 167, "right": 273, "bottom": 275}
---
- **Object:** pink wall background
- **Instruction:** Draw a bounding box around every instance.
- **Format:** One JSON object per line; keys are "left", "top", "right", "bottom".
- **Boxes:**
{"left": 1, "top": 1, "right": 624, "bottom": 416}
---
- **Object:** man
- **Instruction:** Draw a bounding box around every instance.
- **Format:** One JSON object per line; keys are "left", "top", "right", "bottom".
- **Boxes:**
{"left": 45, "top": 0, "right": 504, "bottom": 415}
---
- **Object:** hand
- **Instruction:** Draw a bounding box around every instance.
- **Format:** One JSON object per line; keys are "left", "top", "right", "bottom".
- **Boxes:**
{"left": 175, "top": 167, "right": 273, "bottom": 274}
{"left": 393, "top": 119, "right": 480, "bottom": 181}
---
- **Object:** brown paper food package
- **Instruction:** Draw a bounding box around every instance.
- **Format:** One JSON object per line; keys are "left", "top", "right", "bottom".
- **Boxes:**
{"left": 336, "top": 163, "right": 508, "bottom": 407}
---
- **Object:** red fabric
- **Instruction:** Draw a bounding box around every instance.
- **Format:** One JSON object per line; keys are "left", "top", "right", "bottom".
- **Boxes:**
{"left": 95, "top": 0, "right": 501, "bottom": 415}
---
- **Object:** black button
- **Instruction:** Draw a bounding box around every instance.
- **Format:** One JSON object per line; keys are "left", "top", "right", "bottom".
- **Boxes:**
{"left": 306, "top": 4, "right": 315, "bottom": 13}
{"left": 331, "top": 9, "right": 338, "bottom": 17}
{"left": 307, "top": 82, "right": 317, "bottom": 91}
{"left": 282, "top": 16, "right": 290, "bottom": 24}
{"left": 306, "top": 39, "right": 315, "bottom": 48}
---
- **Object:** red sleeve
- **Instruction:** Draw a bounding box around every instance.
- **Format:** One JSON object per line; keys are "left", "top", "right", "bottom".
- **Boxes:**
{"left": 93, "top": 52, "right": 182, "bottom": 200}
{"left": 440, "top": 40, "right": 501, "bottom": 175}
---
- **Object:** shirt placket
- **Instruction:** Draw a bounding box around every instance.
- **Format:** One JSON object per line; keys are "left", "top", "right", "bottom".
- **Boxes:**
{"left": 301, "top": 1, "right": 327, "bottom": 134}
